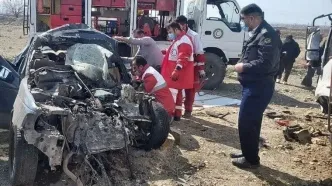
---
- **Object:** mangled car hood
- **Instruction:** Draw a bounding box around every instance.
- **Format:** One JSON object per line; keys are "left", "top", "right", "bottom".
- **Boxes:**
{"left": 27, "top": 24, "right": 131, "bottom": 83}
{"left": 23, "top": 24, "right": 148, "bottom": 169}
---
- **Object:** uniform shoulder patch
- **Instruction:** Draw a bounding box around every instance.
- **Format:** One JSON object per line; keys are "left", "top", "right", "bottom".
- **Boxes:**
{"left": 261, "top": 28, "right": 267, "bottom": 34}
{"left": 263, "top": 38, "right": 272, "bottom": 44}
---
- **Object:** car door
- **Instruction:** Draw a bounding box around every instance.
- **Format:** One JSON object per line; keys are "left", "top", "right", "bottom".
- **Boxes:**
{"left": 0, "top": 56, "right": 20, "bottom": 129}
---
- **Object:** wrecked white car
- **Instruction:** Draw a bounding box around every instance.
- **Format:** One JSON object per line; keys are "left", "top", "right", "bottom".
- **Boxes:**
{"left": 7, "top": 24, "right": 170, "bottom": 186}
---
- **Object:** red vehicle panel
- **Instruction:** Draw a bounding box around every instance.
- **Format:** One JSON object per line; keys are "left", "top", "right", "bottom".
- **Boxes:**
{"left": 60, "top": 5, "right": 82, "bottom": 16}
{"left": 61, "top": 0, "right": 82, "bottom": 6}
{"left": 138, "top": 0, "right": 155, "bottom": 3}
{"left": 156, "top": 0, "right": 174, "bottom": 11}
{"left": 51, "top": 15, "right": 82, "bottom": 28}
{"left": 92, "top": 0, "right": 111, "bottom": 7}
{"left": 111, "top": 0, "right": 126, "bottom": 7}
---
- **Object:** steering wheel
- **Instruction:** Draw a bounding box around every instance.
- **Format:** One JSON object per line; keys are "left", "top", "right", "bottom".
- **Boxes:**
{"left": 207, "top": 17, "right": 222, "bottom": 21}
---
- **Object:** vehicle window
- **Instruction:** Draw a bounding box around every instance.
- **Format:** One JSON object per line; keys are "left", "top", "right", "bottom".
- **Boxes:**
{"left": 220, "top": 2, "right": 240, "bottom": 25}
{"left": 206, "top": 4, "right": 221, "bottom": 20}
{"left": 206, "top": 1, "right": 241, "bottom": 32}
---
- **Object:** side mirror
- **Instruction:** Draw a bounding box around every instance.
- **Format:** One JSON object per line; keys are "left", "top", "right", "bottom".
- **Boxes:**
{"left": 305, "top": 26, "right": 321, "bottom": 61}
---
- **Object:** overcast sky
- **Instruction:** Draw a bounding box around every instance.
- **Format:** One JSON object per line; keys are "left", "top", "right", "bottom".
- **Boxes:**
{"left": 184, "top": 0, "right": 332, "bottom": 25}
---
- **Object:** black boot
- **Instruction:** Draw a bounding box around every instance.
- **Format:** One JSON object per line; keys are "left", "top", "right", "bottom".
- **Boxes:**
{"left": 230, "top": 152, "right": 243, "bottom": 158}
{"left": 173, "top": 116, "right": 181, "bottom": 121}
{"left": 183, "top": 111, "right": 192, "bottom": 118}
{"left": 232, "top": 157, "right": 260, "bottom": 169}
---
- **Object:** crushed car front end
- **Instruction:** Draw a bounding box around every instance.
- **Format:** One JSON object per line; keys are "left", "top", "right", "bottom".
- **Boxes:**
{"left": 9, "top": 24, "right": 170, "bottom": 186}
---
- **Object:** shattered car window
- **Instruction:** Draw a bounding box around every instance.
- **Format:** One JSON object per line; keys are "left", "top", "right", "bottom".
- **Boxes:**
{"left": 27, "top": 24, "right": 131, "bottom": 84}
{"left": 65, "top": 43, "right": 115, "bottom": 83}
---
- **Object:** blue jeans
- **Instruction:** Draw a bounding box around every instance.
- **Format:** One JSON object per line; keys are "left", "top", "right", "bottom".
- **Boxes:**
{"left": 238, "top": 78, "right": 275, "bottom": 164}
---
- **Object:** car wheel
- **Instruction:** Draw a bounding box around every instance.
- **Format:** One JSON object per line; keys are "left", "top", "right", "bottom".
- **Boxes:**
{"left": 9, "top": 121, "right": 39, "bottom": 186}
{"left": 203, "top": 52, "right": 226, "bottom": 90}
{"left": 143, "top": 101, "right": 170, "bottom": 151}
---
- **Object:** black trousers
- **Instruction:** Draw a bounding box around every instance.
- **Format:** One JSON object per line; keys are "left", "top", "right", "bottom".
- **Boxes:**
{"left": 277, "top": 60, "right": 294, "bottom": 82}
{"left": 301, "top": 66, "right": 322, "bottom": 87}
{"left": 238, "top": 78, "right": 275, "bottom": 164}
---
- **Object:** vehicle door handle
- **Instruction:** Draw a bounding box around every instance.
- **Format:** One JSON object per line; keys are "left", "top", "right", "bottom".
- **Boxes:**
{"left": 205, "top": 31, "right": 212, "bottom": 35}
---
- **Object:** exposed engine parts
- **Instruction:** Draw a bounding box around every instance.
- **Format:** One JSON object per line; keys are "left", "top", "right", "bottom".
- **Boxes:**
{"left": 9, "top": 26, "right": 169, "bottom": 186}
{"left": 25, "top": 44, "right": 168, "bottom": 185}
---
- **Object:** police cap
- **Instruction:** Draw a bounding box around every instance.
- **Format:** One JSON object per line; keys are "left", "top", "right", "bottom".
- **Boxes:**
{"left": 240, "top": 4, "right": 263, "bottom": 16}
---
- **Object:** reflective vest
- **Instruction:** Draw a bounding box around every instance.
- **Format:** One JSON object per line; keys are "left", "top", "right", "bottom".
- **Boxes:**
{"left": 142, "top": 66, "right": 166, "bottom": 93}
{"left": 142, "top": 66, "right": 175, "bottom": 115}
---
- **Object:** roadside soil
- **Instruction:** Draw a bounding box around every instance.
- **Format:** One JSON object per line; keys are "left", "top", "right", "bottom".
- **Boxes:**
{"left": 0, "top": 25, "right": 331, "bottom": 186}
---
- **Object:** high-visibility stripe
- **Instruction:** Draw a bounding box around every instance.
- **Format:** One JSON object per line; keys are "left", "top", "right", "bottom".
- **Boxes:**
{"left": 194, "top": 62, "right": 205, "bottom": 66}
{"left": 169, "top": 88, "right": 178, "bottom": 102}
{"left": 175, "top": 106, "right": 182, "bottom": 110}
{"left": 142, "top": 66, "right": 166, "bottom": 93}
{"left": 151, "top": 82, "right": 167, "bottom": 93}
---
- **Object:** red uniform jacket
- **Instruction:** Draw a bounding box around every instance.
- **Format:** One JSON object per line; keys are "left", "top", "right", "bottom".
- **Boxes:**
{"left": 141, "top": 65, "right": 175, "bottom": 115}
{"left": 161, "top": 33, "right": 194, "bottom": 89}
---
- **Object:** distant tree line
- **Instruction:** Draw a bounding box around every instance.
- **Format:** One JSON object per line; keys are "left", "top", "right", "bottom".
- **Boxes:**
{"left": 2, "top": 0, "right": 23, "bottom": 18}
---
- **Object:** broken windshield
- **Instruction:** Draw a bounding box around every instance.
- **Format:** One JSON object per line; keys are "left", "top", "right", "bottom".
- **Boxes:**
{"left": 28, "top": 24, "right": 131, "bottom": 84}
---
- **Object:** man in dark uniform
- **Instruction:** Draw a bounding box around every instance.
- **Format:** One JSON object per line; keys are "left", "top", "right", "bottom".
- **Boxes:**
{"left": 232, "top": 4, "right": 281, "bottom": 169}
{"left": 274, "top": 29, "right": 283, "bottom": 81}
{"left": 276, "top": 35, "right": 301, "bottom": 84}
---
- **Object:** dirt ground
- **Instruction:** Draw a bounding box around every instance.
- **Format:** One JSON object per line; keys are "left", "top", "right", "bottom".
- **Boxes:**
{"left": 0, "top": 25, "right": 331, "bottom": 186}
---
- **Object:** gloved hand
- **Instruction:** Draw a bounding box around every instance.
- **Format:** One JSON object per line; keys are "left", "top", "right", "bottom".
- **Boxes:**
{"left": 199, "top": 70, "right": 206, "bottom": 79}
{"left": 161, "top": 50, "right": 167, "bottom": 55}
{"left": 171, "top": 70, "right": 180, "bottom": 81}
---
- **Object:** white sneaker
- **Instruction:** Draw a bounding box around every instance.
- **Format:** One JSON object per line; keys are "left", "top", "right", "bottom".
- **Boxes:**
{"left": 276, "top": 79, "right": 280, "bottom": 83}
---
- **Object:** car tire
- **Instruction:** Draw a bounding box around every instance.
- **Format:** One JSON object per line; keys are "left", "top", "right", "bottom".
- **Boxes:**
{"left": 143, "top": 101, "right": 170, "bottom": 151}
{"left": 9, "top": 121, "right": 39, "bottom": 186}
{"left": 203, "top": 52, "right": 226, "bottom": 90}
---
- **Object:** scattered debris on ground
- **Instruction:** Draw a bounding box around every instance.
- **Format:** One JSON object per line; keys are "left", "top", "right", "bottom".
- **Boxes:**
{"left": 283, "top": 125, "right": 312, "bottom": 144}
{"left": 205, "top": 110, "right": 230, "bottom": 119}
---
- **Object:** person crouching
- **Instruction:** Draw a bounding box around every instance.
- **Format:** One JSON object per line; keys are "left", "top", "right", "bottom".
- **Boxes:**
{"left": 132, "top": 55, "right": 175, "bottom": 116}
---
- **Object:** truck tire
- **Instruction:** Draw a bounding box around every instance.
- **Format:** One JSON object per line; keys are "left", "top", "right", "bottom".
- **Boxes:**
{"left": 143, "top": 101, "right": 170, "bottom": 151}
{"left": 203, "top": 52, "right": 226, "bottom": 90}
{"left": 9, "top": 122, "right": 39, "bottom": 186}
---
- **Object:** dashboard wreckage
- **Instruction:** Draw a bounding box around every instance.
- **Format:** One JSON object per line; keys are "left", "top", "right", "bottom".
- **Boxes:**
{"left": 8, "top": 24, "right": 170, "bottom": 186}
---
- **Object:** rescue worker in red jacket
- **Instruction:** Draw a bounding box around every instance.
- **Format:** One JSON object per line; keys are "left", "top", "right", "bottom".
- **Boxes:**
{"left": 176, "top": 15, "right": 206, "bottom": 118}
{"left": 161, "top": 22, "right": 194, "bottom": 121}
{"left": 132, "top": 55, "right": 175, "bottom": 116}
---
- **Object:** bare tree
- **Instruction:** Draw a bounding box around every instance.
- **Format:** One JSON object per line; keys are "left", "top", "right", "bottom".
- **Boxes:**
{"left": 3, "top": 0, "right": 23, "bottom": 18}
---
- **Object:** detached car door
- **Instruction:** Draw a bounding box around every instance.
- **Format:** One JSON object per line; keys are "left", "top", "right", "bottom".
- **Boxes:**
{"left": 0, "top": 56, "right": 20, "bottom": 129}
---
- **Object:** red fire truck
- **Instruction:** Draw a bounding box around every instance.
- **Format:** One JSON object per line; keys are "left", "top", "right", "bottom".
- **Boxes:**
{"left": 23, "top": 0, "right": 184, "bottom": 41}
